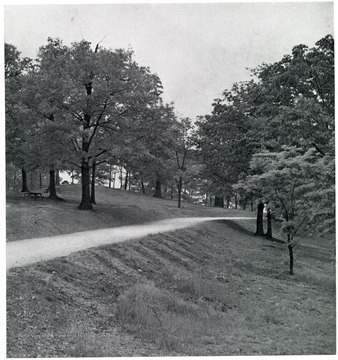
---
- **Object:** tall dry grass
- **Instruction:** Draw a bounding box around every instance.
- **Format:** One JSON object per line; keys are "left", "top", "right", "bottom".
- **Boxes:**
{"left": 115, "top": 281, "right": 232, "bottom": 352}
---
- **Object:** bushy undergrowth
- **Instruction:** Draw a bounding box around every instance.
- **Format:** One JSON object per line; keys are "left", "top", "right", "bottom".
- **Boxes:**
{"left": 115, "top": 281, "right": 227, "bottom": 352}
{"left": 156, "top": 266, "right": 235, "bottom": 311}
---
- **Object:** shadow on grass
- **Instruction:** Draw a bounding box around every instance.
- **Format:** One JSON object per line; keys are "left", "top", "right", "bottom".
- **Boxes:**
{"left": 214, "top": 219, "right": 286, "bottom": 244}
{"left": 213, "top": 219, "right": 255, "bottom": 237}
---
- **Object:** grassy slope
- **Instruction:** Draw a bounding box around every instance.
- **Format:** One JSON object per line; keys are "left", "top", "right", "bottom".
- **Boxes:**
{"left": 6, "top": 186, "right": 336, "bottom": 357}
{"left": 6, "top": 185, "right": 247, "bottom": 241}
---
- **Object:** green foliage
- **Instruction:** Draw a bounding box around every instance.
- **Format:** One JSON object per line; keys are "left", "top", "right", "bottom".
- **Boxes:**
{"left": 197, "top": 34, "right": 334, "bottom": 238}
{"left": 196, "top": 99, "right": 258, "bottom": 199}
{"left": 238, "top": 145, "right": 334, "bottom": 240}
{"left": 6, "top": 37, "right": 168, "bottom": 206}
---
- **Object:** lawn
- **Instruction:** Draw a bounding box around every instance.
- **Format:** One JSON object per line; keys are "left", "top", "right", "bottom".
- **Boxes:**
{"left": 6, "top": 185, "right": 336, "bottom": 356}
{"left": 6, "top": 184, "right": 249, "bottom": 241}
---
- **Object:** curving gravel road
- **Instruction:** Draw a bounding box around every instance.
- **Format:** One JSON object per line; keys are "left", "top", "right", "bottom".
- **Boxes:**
{"left": 7, "top": 217, "right": 255, "bottom": 271}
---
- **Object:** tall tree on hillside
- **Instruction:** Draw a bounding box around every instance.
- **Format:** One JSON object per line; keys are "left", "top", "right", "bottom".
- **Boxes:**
{"left": 247, "top": 35, "right": 334, "bottom": 152}
{"left": 5, "top": 43, "right": 36, "bottom": 192}
{"left": 232, "top": 36, "right": 334, "bottom": 273}
{"left": 118, "top": 101, "right": 178, "bottom": 198}
{"left": 196, "top": 35, "right": 334, "bottom": 252}
{"left": 172, "top": 118, "right": 196, "bottom": 208}
{"left": 31, "top": 38, "right": 163, "bottom": 210}
{"left": 196, "top": 96, "right": 258, "bottom": 207}
{"left": 20, "top": 39, "right": 72, "bottom": 200}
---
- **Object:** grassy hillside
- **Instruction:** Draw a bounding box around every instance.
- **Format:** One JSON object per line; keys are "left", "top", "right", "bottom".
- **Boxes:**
{"left": 6, "top": 186, "right": 336, "bottom": 356}
{"left": 6, "top": 185, "right": 251, "bottom": 241}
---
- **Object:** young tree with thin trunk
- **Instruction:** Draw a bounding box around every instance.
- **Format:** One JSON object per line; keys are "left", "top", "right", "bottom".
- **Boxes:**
{"left": 242, "top": 147, "right": 334, "bottom": 275}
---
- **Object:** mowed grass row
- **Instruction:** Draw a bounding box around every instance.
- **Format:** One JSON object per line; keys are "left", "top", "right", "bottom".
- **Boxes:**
{"left": 7, "top": 213, "right": 335, "bottom": 357}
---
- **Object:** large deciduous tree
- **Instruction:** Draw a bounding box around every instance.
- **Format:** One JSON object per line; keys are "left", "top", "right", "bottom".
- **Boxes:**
{"left": 5, "top": 43, "right": 36, "bottom": 192}
{"left": 31, "top": 38, "right": 163, "bottom": 209}
{"left": 172, "top": 118, "right": 197, "bottom": 208}
{"left": 196, "top": 92, "right": 258, "bottom": 207}
{"left": 234, "top": 35, "right": 334, "bottom": 273}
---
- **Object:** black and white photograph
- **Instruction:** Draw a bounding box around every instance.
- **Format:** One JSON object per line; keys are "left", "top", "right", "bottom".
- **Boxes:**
{"left": 5, "top": 1, "right": 335, "bottom": 357}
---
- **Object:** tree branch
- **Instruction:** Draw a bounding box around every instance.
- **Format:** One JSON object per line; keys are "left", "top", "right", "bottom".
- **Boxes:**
{"left": 87, "top": 100, "right": 109, "bottom": 146}
{"left": 274, "top": 187, "right": 289, "bottom": 221}
{"left": 312, "top": 143, "right": 325, "bottom": 156}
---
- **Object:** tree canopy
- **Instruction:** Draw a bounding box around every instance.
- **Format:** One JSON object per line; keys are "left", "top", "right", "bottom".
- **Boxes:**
{"left": 195, "top": 34, "right": 334, "bottom": 273}
{"left": 6, "top": 35, "right": 334, "bottom": 257}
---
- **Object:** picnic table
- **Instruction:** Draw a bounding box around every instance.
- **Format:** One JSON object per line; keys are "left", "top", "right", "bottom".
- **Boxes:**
{"left": 23, "top": 191, "right": 44, "bottom": 200}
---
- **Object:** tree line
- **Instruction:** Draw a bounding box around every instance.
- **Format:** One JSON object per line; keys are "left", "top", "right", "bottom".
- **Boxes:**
{"left": 6, "top": 35, "right": 334, "bottom": 274}
{"left": 196, "top": 34, "right": 334, "bottom": 274}
{"left": 5, "top": 38, "right": 197, "bottom": 209}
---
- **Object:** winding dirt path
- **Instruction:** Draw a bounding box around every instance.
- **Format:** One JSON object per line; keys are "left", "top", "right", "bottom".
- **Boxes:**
{"left": 7, "top": 217, "right": 255, "bottom": 271}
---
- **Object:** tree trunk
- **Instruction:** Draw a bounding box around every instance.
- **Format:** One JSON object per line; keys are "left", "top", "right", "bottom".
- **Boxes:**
{"left": 71, "top": 170, "right": 74, "bottom": 185}
{"left": 153, "top": 172, "right": 162, "bottom": 198}
{"left": 140, "top": 172, "right": 145, "bottom": 194}
{"left": 287, "top": 233, "right": 294, "bottom": 275}
{"left": 13, "top": 170, "right": 17, "bottom": 190}
{"left": 90, "top": 160, "right": 96, "bottom": 204}
{"left": 120, "top": 166, "right": 123, "bottom": 189}
{"left": 226, "top": 195, "right": 230, "bottom": 209}
{"left": 79, "top": 85, "right": 94, "bottom": 210}
{"left": 170, "top": 185, "right": 174, "bottom": 200}
{"left": 56, "top": 170, "right": 60, "bottom": 186}
{"left": 48, "top": 167, "right": 63, "bottom": 201}
{"left": 234, "top": 192, "right": 238, "bottom": 210}
{"left": 108, "top": 164, "right": 112, "bottom": 188}
{"left": 124, "top": 171, "right": 129, "bottom": 191}
{"left": 265, "top": 208, "right": 273, "bottom": 239}
{"left": 242, "top": 196, "right": 247, "bottom": 210}
{"left": 214, "top": 196, "right": 224, "bottom": 208}
{"left": 251, "top": 198, "right": 254, "bottom": 212}
{"left": 78, "top": 161, "right": 93, "bottom": 210}
{"left": 254, "top": 201, "right": 265, "bottom": 236}
{"left": 177, "top": 176, "right": 183, "bottom": 208}
{"left": 112, "top": 171, "right": 116, "bottom": 189}
{"left": 39, "top": 173, "right": 42, "bottom": 189}
{"left": 21, "top": 168, "right": 29, "bottom": 192}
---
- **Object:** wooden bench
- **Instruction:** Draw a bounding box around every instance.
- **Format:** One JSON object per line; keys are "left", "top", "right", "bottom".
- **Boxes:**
{"left": 23, "top": 191, "right": 44, "bottom": 200}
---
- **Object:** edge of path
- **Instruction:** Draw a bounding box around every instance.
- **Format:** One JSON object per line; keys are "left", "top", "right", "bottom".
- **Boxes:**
{"left": 7, "top": 217, "right": 256, "bottom": 271}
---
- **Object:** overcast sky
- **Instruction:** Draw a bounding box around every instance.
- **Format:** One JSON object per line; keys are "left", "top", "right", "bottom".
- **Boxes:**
{"left": 4, "top": 2, "right": 333, "bottom": 120}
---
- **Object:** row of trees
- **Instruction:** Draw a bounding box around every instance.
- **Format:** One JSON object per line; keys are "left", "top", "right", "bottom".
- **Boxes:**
{"left": 6, "top": 35, "right": 334, "bottom": 274}
{"left": 196, "top": 35, "right": 334, "bottom": 274}
{"left": 5, "top": 38, "right": 197, "bottom": 209}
